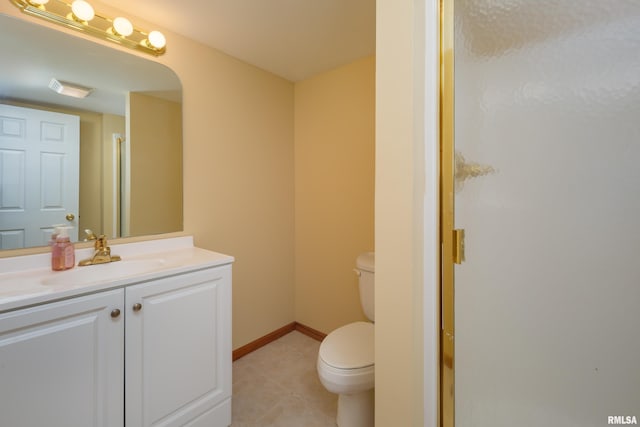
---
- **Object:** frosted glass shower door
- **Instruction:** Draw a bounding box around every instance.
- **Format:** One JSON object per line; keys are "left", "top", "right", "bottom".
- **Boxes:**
{"left": 452, "top": 1, "right": 640, "bottom": 426}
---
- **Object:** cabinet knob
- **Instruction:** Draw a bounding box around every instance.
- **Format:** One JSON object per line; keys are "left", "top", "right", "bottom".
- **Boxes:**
{"left": 132, "top": 303, "right": 142, "bottom": 312}
{"left": 110, "top": 308, "right": 121, "bottom": 318}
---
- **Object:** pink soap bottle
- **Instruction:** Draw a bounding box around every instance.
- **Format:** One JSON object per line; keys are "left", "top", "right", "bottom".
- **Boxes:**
{"left": 52, "top": 227, "right": 75, "bottom": 271}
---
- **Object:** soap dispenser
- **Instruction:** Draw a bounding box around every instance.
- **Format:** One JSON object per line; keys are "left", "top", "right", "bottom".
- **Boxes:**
{"left": 51, "top": 226, "right": 75, "bottom": 271}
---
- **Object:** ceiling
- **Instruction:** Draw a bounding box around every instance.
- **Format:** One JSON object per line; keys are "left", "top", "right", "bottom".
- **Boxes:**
{"left": 103, "top": 0, "right": 376, "bottom": 82}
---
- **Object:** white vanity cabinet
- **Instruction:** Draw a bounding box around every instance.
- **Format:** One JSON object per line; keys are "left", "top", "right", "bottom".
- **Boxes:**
{"left": 125, "top": 266, "right": 232, "bottom": 427}
{"left": 0, "top": 241, "right": 233, "bottom": 427}
{"left": 0, "top": 289, "right": 125, "bottom": 427}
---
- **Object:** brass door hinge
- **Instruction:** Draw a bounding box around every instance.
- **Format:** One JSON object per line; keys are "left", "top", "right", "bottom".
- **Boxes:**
{"left": 453, "top": 229, "right": 465, "bottom": 264}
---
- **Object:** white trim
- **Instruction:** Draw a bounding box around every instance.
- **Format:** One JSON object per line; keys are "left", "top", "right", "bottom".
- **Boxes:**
{"left": 112, "top": 133, "right": 122, "bottom": 237}
{"left": 423, "top": 0, "right": 441, "bottom": 426}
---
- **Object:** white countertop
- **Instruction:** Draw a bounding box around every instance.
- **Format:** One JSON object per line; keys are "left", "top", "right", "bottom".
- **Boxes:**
{"left": 0, "top": 236, "right": 234, "bottom": 313}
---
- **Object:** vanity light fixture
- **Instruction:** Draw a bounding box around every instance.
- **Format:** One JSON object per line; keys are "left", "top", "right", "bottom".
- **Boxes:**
{"left": 10, "top": 0, "right": 167, "bottom": 56}
{"left": 48, "top": 78, "right": 93, "bottom": 98}
{"left": 146, "top": 30, "right": 166, "bottom": 50}
{"left": 70, "top": 0, "right": 94, "bottom": 22}
{"left": 111, "top": 16, "right": 133, "bottom": 37}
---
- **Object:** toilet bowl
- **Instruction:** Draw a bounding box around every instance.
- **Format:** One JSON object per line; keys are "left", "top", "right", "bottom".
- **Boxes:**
{"left": 317, "top": 252, "right": 375, "bottom": 427}
{"left": 318, "top": 321, "right": 374, "bottom": 427}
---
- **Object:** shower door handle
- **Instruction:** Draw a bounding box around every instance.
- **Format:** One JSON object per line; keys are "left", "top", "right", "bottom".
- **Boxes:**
{"left": 453, "top": 229, "right": 465, "bottom": 264}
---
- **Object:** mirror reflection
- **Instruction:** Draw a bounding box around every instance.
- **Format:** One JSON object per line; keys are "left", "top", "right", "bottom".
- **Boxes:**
{"left": 0, "top": 13, "right": 183, "bottom": 251}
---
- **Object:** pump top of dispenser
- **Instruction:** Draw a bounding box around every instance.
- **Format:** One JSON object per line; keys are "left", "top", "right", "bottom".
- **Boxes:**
{"left": 55, "top": 226, "right": 73, "bottom": 241}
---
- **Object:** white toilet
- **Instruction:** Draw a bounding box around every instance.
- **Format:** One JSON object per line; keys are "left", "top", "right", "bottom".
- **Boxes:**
{"left": 317, "top": 252, "right": 375, "bottom": 427}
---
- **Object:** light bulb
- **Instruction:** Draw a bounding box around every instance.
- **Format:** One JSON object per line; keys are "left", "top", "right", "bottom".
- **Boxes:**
{"left": 147, "top": 31, "right": 166, "bottom": 50}
{"left": 112, "top": 17, "right": 133, "bottom": 37}
{"left": 71, "top": 0, "right": 94, "bottom": 22}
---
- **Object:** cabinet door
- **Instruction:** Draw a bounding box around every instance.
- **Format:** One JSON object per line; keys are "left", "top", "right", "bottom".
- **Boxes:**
{"left": 125, "top": 266, "right": 232, "bottom": 427}
{"left": 0, "top": 289, "right": 124, "bottom": 427}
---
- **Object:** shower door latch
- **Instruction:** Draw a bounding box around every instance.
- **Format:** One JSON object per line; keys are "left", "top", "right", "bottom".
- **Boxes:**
{"left": 453, "top": 229, "right": 465, "bottom": 264}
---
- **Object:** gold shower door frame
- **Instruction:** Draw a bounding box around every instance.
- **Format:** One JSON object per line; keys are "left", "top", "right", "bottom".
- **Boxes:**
{"left": 440, "top": 0, "right": 455, "bottom": 426}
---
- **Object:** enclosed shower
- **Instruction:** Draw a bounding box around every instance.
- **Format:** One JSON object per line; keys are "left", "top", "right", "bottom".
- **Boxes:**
{"left": 441, "top": 1, "right": 640, "bottom": 425}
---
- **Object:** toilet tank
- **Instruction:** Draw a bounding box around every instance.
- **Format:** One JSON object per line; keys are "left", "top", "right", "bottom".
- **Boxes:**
{"left": 356, "top": 252, "right": 375, "bottom": 322}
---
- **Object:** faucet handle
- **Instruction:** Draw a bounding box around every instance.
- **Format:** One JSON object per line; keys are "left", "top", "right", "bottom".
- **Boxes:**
{"left": 95, "top": 235, "right": 108, "bottom": 249}
{"left": 84, "top": 229, "right": 97, "bottom": 241}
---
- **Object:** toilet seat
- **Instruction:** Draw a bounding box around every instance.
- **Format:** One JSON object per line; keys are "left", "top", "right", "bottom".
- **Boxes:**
{"left": 319, "top": 321, "right": 374, "bottom": 370}
{"left": 317, "top": 321, "right": 374, "bottom": 395}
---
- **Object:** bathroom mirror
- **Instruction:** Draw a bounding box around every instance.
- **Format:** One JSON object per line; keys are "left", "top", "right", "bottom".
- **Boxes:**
{"left": 0, "top": 13, "right": 183, "bottom": 251}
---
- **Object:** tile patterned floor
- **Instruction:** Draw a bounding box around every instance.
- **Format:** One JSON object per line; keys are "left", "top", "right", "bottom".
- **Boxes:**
{"left": 231, "top": 331, "right": 338, "bottom": 427}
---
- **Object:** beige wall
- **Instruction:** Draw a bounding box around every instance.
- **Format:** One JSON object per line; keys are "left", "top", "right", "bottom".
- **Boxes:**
{"left": 294, "top": 56, "right": 375, "bottom": 334}
{"left": 376, "top": 0, "right": 426, "bottom": 425}
{"left": 128, "top": 93, "right": 183, "bottom": 236}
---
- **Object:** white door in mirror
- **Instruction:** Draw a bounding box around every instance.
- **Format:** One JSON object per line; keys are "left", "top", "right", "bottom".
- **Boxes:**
{"left": 0, "top": 104, "right": 79, "bottom": 249}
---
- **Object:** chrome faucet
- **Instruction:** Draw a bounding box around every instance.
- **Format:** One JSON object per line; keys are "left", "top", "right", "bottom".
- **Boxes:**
{"left": 78, "top": 235, "right": 122, "bottom": 266}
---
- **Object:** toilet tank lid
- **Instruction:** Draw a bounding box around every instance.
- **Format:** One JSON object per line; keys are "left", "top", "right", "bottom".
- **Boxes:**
{"left": 356, "top": 252, "right": 375, "bottom": 272}
{"left": 319, "top": 322, "right": 374, "bottom": 369}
